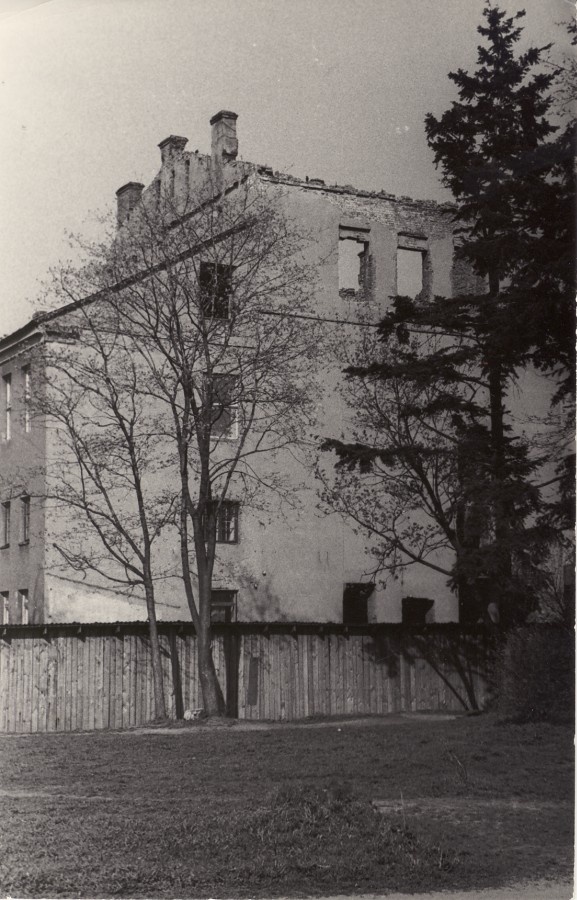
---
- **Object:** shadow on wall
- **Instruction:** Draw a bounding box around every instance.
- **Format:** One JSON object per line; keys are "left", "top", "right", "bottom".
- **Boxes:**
{"left": 366, "top": 628, "right": 492, "bottom": 712}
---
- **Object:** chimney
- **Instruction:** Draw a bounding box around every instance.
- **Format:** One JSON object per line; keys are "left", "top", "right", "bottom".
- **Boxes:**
{"left": 115, "top": 182, "right": 144, "bottom": 227}
{"left": 210, "top": 110, "right": 238, "bottom": 164}
{"left": 157, "top": 135, "right": 188, "bottom": 165}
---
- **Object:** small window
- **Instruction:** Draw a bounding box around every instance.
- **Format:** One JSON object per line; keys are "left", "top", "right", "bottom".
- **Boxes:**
{"left": 3, "top": 373, "right": 11, "bottom": 441}
{"left": 22, "top": 365, "right": 31, "bottom": 433}
{"left": 199, "top": 261, "right": 233, "bottom": 319}
{"left": 342, "top": 583, "right": 373, "bottom": 625}
{"left": 17, "top": 589, "right": 29, "bottom": 625}
{"left": 209, "top": 373, "right": 238, "bottom": 439}
{"left": 0, "top": 591, "right": 9, "bottom": 625}
{"left": 20, "top": 495, "right": 30, "bottom": 544}
{"left": 206, "top": 500, "right": 239, "bottom": 544}
{"left": 1, "top": 501, "right": 10, "bottom": 548}
{"left": 338, "top": 226, "right": 371, "bottom": 300}
{"left": 210, "top": 589, "right": 237, "bottom": 623}
{"left": 402, "top": 596, "right": 434, "bottom": 626}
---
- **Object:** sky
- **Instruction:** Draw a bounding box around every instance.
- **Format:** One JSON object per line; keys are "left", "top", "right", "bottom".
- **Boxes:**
{"left": 0, "top": 0, "right": 572, "bottom": 336}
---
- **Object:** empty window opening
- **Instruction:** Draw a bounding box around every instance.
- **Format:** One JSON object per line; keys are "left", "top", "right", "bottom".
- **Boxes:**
{"left": 339, "top": 226, "right": 371, "bottom": 299}
{"left": 342, "top": 582, "right": 374, "bottom": 625}
{"left": 397, "top": 248, "right": 425, "bottom": 299}
{"left": 22, "top": 365, "right": 31, "bottom": 433}
{"left": 20, "top": 495, "right": 30, "bottom": 544}
{"left": 209, "top": 373, "right": 239, "bottom": 439}
{"left": 211, "top": 589, "right": 237, "bottom": 623}
{"left": 0, "top": 591, "right": 9, "bottom": 625}
{"left": 17, "top": 589, "right": 29, "bottom": 625}
{"left": 199, "top": 261, "right": 233, "bottom": 319}
{"left": 402, "top": 596, "right": 434, "bottom": 626}
{"left": 3, "top": 373, "right": 11, "bottom": 441}
{"left": 1, "top": 501, "right": 10, "bottom": 548}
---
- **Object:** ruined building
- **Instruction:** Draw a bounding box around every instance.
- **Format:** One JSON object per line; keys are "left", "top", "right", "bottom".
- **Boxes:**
{"left": 0, "top": 111, "right": 493, "bottom": 626}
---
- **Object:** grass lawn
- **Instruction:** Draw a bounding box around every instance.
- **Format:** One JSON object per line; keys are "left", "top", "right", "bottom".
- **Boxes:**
{"left": 0, "top": 715, "right": 573, "bottom": 898}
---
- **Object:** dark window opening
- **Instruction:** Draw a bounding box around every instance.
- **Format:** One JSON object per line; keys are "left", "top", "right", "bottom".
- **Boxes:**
{"left": 20, "top": 495, "right": 30, "bottom": 544}
{"left": 209, "top": 373, "right": 238, "bottom": 438}
{"left": 211, "top": 589, "right": 237, "bottom": 623}
{"left": 342, "top": 582, "right": 373, "bottom": 624}
{"left": 199, "top": 261, "right": 233, "bottom": 319}
{"left": 205, "top": 500, "right": 239, "bottom": 544}
{"left": 402, "top": 596, "right": 434, "bottom": 626}
{"left": 1, "top": 501, "right": 10, "bottom": 548}
{"left": 3, "top": 373, "right": 11, "bottom": 441}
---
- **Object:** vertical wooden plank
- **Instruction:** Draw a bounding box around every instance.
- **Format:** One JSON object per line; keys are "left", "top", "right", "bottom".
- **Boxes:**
{"left": 47, "top": 636, "right": 57, "bottom": 733}
{"left": 101, "top": 634, "right": 110, "bottom": 729}
{"left": 115, "top": 632, "right": 123, "bottom": 729}
{"left": 301, "top": 634, "right": 309, "bottom": 719}
{"left": 94, "top": 634, "right": 103, "bottom": 731}
{"left": 0, "top": 639, "right": 7, "bottom": 731}
{"left": 121, "top": 633, "right": 130, "bottom": 729}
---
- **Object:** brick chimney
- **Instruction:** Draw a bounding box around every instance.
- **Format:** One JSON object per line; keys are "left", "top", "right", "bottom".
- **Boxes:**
{"left": 210, "top": 110, "right": 238, "bottom": 164}
{"left": 157, "top": 135, "right": 188, "bottom": 165}
{"left": 115, "top": 182, "right": 144, "bottom": 227}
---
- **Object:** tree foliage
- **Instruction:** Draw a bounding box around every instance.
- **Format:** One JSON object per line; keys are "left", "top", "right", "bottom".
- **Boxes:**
{"left": 324, "top": 5, "right": 574, "bottom": 626}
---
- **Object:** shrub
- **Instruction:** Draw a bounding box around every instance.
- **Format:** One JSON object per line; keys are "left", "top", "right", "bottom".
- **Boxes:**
{"left": 493, "top": 625, "right": 574, "bottom": 723}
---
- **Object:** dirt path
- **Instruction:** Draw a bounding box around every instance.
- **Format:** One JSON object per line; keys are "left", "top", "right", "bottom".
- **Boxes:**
{"left": 298, "top": 883, "right": 573, "bottom": 900}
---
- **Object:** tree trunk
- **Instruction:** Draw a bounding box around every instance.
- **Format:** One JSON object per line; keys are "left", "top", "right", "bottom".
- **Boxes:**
{"left": 197, "top": 569, "right": 226, "bottom": 717}
{"left": 144, "top": 578, "right": 168, "bottom": 719}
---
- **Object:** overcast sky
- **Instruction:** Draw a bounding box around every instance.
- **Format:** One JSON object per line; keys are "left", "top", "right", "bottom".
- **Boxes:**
{"left": 0, "top": 0, "right": 571, "bottom": 336}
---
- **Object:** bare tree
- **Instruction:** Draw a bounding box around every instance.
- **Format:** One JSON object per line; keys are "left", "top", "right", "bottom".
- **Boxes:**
{"left": 40, "top": 171, "right": 320, "bottom": 716}
{"left": 36, "top": 313, "right": 176, "bottom": 719}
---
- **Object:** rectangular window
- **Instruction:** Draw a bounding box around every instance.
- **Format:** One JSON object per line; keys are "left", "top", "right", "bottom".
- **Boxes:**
{"left": 210, "top": 589, "right": 237, "bottom": 623}
{"left": 338, "top": 225, "right": 371, "bottom": 300}
{"left": 210, "top": 373, "right": 238, "bottom": 439}
{"left": 20, "top": 495, "right": 30, "bottom": 544}
{"left": 1, "top": 502, "right": 10, "bottom": 548}
{"left": 402, "top": 596, "right": 434, "bottom": 626}
{"left": 199, "top": 261, "right": 233, "bottom": 319}
{"left": 342, "top": 583, "right": 373, "bottom": 625}
{"left": 3, "top": 373, "right": 11, "bottom": 441}
{"left": 17, "top": 589, "right": 29, "bottom": 625}
{"left": 206, "top": 500, "right": 239, "bottom": 544}
{"left": 397, "top": 234, "right": 428, "bottom": 300}
{"left": 22, "top": 365, "right": 31, "bottom": 433}
{"left": 0, "top": 591, "right": 9, "bottom": 625}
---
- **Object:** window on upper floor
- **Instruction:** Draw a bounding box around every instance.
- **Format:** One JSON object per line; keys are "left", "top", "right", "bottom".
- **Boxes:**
{"left": 199, "top": 261, "right": 233, "bottom": 319}
{"left": 20, "top": 495, "right": 30, "bottom": 545}
{"left": 1, "top": 501, "right": 10, "bottom": 548}
{"left": 338, "top": 225, "right": 372, "bottom": 300}
{"left": 209, "top": 373, "right": 239, "bottom": 439}
{"left": 0, "top": 591, "right": 9, "bottom": 625}
{"left": 397, "top": 233, "right": 429, "bottom": 300}
{"left": 205, "top": 500, "right": 239, "bottom": 544}
{"left": 3, "top": 373, "right": 11, "bottom": 441}
{"left": 22, "top": 365, "right": 31, "bottom": 433}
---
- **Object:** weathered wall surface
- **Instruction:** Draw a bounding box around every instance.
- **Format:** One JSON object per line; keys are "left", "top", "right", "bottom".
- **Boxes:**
{"left": 0, "top": 334, "right": 47, "bottom": 623}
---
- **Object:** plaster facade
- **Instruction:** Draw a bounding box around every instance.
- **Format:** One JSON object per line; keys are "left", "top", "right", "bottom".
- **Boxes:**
{"left": 1, "top": 111, "right": 523, "bottom": 626}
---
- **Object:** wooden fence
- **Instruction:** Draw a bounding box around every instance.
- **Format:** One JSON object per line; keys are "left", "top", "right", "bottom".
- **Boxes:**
{"left": 0, "top": 622, "right": 492, "bottom": 733}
